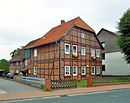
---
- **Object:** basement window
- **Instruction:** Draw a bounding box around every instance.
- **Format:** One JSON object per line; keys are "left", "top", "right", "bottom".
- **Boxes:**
{"left": 91, "top": 66, "right": 95, "bottom": 75}
{"left": 81, "top": 66, "right": 86, "bottom": 75}
{"left": 64, "top": 43, "right": 70, "bottom": 54}
{"left": 65, "top": 66, "right": 70, "bottom": 76}
{"left": 73, "top": 66, "right": 78, "bottom": 76}
{"left": 72, "top": 45, "right": 77, "bottom": 55}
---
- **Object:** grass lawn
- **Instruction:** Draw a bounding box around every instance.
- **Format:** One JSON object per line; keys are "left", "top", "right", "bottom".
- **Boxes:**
{"left": 77, "top": 78, "right": 130, "bottom": 87}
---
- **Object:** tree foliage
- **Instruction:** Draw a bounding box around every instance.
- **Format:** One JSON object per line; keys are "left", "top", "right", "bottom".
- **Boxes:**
{"left": 0, "top": 59, "right": 9, "bottom": 71}
{"left": 10, "top": 48, "right": 21, "bottom": 58}
{"left": 117, "top": 9, "right": 130, "bottom": 63}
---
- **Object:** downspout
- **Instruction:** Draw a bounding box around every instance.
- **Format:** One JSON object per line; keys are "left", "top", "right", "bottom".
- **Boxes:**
{"left": 55, "top": 41, "right": 62, "bottom": 80}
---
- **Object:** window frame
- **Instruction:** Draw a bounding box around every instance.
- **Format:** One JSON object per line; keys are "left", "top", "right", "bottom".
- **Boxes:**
{"left": 96, "top": 49, "right": 100, "bottom": 57}
{"left": 96, "top": 66, "right": 100, "bottom": 74}
{"left": 34, "top": 48, "right": 37, "bottom": 57}
{"left": 33, "top": 67, "right": 37, "bottom": 75}
{"left": 81, "top": 46, "right": 86, "bottom": 56}
{"left": 64, "top": 43, "right": 70, "bottom": 54}
{"left": 25, "top": 60, "right": 28, "bottom": 65}
{"left": 91, "top": 66, "right": 95, "bottom": 75}
{"left": 73, "top": 66, "right": 78, "bottom": 76}
{"left": 91, "top": 48, "right": 95, "bottom": 57}
{"left": 72, "top": 45, "right": 77, "bottom": 55}
{"left": 81, "top": 33, "right": 85, "bottom": 38}
{"left": 64, "top": 66, "right": 70, "bottom": 76}
{"left": 81, "top": 66, "right": 86, "bottom": 75}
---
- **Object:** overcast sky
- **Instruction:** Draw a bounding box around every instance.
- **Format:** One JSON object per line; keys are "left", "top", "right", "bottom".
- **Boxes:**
{"left": 0, "top": 0, "right": 129, "bottom": 60}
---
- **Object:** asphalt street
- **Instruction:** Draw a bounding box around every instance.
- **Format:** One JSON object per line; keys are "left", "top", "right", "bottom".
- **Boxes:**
{"left": 0, "top": 78, "right": 42, "bottom": 94}
{"left": 7, "top": 89, "right": 130, "bottom": 103}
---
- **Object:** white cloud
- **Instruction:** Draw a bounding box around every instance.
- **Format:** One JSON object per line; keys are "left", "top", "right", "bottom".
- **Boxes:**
{"left": 0, "top": 0, "right": 129, "bottom": 60}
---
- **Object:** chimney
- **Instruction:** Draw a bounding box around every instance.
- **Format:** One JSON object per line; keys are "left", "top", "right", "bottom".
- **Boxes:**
{"left": 61, "top": 20, "right": 65, "bottom": 24}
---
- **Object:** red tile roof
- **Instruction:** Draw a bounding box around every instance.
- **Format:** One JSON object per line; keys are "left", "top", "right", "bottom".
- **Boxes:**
{"left": 25, "top": 17, "right": 95, "bottom": 49}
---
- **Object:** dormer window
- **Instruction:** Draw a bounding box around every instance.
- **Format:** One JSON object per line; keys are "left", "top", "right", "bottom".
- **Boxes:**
{"left": 64, "top": 43, "right": 70, "bottom": 54}
{"left": 81, "top": 33, "right": 85, "bottom": 38}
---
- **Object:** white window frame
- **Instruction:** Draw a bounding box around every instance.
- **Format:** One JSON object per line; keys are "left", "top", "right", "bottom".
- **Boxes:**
{"left": 64, "top": 66, "right": 70, "bottom": 76}
{"left": 72, "top": 45, "right": 77, "bottom": 55}
{"left": 16, "top": 70, "right": 19, "bottom": 73}
{"left": 34, "top": 48, "right": 37, "bottom": 57}
{"left": 64, "top": 43, "right": 70, "bottom": 54}
{"left": 91, "top": 66, "right": 95, "bottom": 75}
{"left": 81, "top": 47, "right": 86, "bottom": 56}
{"left": 81, "top": 33, "right": 85, "bottom": 38}
{"left": 73, "top": 66, "right": 78, "bottom": 76}
{"left": 20, "top": 61, "right": 22, "bottom": 65}
{"left": 33, "top": 67, "right": 37, "bottom": 75}
{"left": 91, "top": 48, "right": 95, "bottom": 57}
{"left": 25, "top": 60, "right": 28, "bottom": 65}
{"left": 96, "top": 49, "right": 100, "bottom": 57}
{"left": 81, "top": 66, "right": 86, "bottom": 75}
{"left": 96, "top": 66, "right": 100, "bottom": 74}
{"left": 16, "top": 62, "right": 19, "bottom": 66}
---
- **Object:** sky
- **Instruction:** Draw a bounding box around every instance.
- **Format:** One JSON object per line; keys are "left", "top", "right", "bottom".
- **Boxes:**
{"left": 0, "top": 0, "right": 129, "bottom": 60}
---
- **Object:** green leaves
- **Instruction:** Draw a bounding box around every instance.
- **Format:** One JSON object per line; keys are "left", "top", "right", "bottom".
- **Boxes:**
{"left": 117, "top": 8, "right": 130, "bottom": 63}
{"left": 0, "top": 59, "right": 9, "bottom": 72}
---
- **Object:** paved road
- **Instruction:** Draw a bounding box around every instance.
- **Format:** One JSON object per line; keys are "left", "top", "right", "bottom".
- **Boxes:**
{"left": 0, "top": 78, "right": 42, "bottom": 94}
{"left": 7, "top": 89, "right": 130, "bottom": 103}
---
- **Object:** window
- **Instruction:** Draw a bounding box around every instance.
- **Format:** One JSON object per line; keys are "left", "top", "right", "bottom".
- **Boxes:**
{"left": 101, "top": 42, "right": 105, "bottom": 48}
{"left": 16, "top": 70, "right": 19, "bottom": 73}
{"left": 73, "top": 66, "right": 78, "bottom": 76}
{"left": 102, "top": 53, "right": 105, "bottom": 59}
{"left": 64, "top": 43, "right": 70, "bottom": 54}
{"left": 64, "top": 66, "right": 70, "bottom": 76}
{"left": 81, "top": 47, "right": 86, "bottom": 56}
{"left": 34, "top": 48, "right": 37, "bottom": 57}
{"left": 81, "top": 33, "right": 85, "bottom": 38}
{"left": 96, "top": 66, "right": 100, "bottom": 74}
{"left": 20, "top": 60, "right": 23, "bottom": 65}
{"left": 25, "top": 60, "right": 28, "bottom": 65}
{"left": 72, "top": 45, "right": 77, "bottom": 55}
{"left": 91, "top": 66, "right": 95, "bottom": 75}
{"left": 16, "top": 62, "right": 19, "bottom": 66}
{"left": 96, "top": 49, "right": 100, "bottom": 57}
{"left": 81, "top": 66, "right": 86, "bottom": 75}
{"left": 91, "top": 48, "right": 95, "bottom": 57}
{"left": 102, "top": 65, "right": 105, "bottom": 71}
{"left": 33, "top": 67, "right": 37, "bottom": 75}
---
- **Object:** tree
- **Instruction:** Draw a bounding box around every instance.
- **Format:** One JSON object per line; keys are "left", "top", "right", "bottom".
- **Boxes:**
{"left": 10, "top": 48, "right": 21, "bottom": 58}
{"left": 117, "top": 8, "right": 130, "bottom": 63}
{"left": 0, "top": 59, "right": 10, "bottom": 72}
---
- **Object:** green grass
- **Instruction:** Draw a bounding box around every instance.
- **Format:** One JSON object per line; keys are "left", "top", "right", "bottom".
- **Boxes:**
{"left": 77, "top": 78, "right": 130, "bottom": 87}
{"left": 77, "top": 80, "right": 87, "bottom": 87}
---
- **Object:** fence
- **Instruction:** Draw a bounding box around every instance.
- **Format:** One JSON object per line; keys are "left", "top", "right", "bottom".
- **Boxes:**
{"left": 21, "top": 76, "right": 45, "bottom": 85}
{"left": 51, "top": 79, "right": 77, "bottom": 89}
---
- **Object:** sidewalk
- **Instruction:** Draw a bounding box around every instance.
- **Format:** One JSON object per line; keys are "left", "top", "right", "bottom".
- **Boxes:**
{"left": 0, "top": 84, "right": 130, "bottom": 101}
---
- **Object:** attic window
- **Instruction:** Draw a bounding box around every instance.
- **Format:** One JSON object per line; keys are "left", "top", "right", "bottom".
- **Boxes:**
{"left": 101, "top": 42, "right": 105, "bottom": 48}
{"left": 81, "top": 33, "right": 85, "bottom": 38}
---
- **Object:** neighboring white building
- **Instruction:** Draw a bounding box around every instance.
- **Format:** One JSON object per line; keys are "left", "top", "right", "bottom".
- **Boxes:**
{"left": 97, "top": 28, "right": 130, "bottom": 76}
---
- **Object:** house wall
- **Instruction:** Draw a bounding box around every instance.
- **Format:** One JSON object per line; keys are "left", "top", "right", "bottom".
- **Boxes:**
{"left": 102, "top": 52, "right": 130, "bottom": 76}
